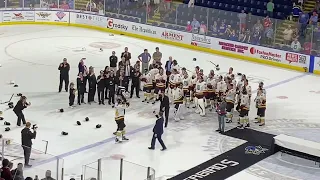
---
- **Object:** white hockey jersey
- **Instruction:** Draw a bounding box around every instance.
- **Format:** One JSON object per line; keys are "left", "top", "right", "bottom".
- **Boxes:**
{"left": 244, "top": 85, "right": 252, "bottom": 97}
{"left": 173, "top": 87, "right": 184, "bottom": 102}
{"left": 115, "top": 103, "right": 126, "bottom": 120}
{"left": 195, "top": 81, "right": 206, "bottom": 93}
{"left": 217, "top": 81, "right": 227, "bottom": 93}
{"left": 149, "top": 68, "right": 159, "bottom": 81}
{"left": 225, "top": 72, "right": 234, "bottom": 79}
{"left": 142, "top": 73, "right": 153, "bottom": 86}
{"left": 226, "top": 89, "right": 236, "bottom": 103}
{"left": 155, "top": 74, "right": 167, "bottom": 88}
{"left": 169, "top": 73, "right": 181, "bottom": 87}
{"left": 206, "top": 77, "right": 217, "bottom": 91}
{"left": 171, "top": 64, "right": 180, "bottom": 72}
{"left": 182, "top": 77, "right": 191, "bottom": 90}
{"left": 256, "top": 93, "right": 266, "bottom": 109}
{"left": 230, "top": 79, "right": 237, "bottom": 90}
{"left": 240, "top": 94, "right": 250, "bottom": 110}
{"left": 237, "top": 80, "right": 244, "bottom": 92}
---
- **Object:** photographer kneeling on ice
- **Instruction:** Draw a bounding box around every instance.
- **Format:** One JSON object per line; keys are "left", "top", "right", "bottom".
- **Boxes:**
{"left": 21, "top": 122, "right": 37, "bottom": 167}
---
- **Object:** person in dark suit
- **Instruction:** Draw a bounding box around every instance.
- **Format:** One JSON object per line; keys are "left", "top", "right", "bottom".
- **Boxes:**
{"left": 121, "top": 47, "right": 132, "bottom": 61}
{"left": 87, "top": 66, "right": 97, "bottom": 104}
{"left": 97, "top": 70, "right": 106, "bottom": 105}
{"left": 148, "top": 111, "right": 167, "bottom": 151}
{"left": 108, "top": 72, "right": 116, "bottom": 107}
{"left": 159, "top": 93, "right": 170, "bottom": 128}
{"left": 21, "top": 122, "right": 37, "bottom": 167}
{"left": 78, "top": 58, "right": 88, "bottom": 93}
{"left": 130, "top": 68, "right": 141, "bottom": 98}
{"left": 13, "top": 96, "right": 31, "bottom": 126}
{"left": 123, "top": 60, "right": 132, "bottom": 91}
{"left": 58, "top": 58, "right": 70, "bottom": 92}
{"left": 77, "top": 72, "right": 86, "bottom": 105}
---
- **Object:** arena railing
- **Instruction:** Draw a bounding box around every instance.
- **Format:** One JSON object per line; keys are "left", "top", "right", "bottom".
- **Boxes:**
{"left": 1, "top": 138, "right": 64, "bottom": 180}
{"left": 0, "top": 0, "right": 318, "bottom": 55}
{"left": 82, "top": 157, "right": 156, "bottom": 180}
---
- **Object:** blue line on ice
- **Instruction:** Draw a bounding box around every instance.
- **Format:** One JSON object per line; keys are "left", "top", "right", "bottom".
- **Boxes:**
{"left": 32, "top": 72, "right": 309, "bottom": 167}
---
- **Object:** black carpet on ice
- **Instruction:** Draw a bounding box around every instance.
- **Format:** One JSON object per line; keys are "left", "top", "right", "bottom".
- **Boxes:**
{"left": 168, "top": 128, "right": 277, "bottom": 180}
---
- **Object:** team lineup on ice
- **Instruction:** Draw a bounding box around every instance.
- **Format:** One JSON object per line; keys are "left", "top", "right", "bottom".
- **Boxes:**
{"left": 0, "top": 25, "right": 320, "bottom": 180}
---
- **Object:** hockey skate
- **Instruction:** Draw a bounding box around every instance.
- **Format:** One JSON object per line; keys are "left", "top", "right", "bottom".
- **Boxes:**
{"left": 122, "top": 136, "right": 129, "bottom": 141}
{"left": 254, "top": 117, "right": 261, "bottom": 123}
{"left": 237, "top": 124, "right": 244, "bottom": 129}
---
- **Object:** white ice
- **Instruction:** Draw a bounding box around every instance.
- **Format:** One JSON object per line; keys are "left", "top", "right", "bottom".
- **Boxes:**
{"left": 0, "top": 25, "right": 320, "bottom": 180}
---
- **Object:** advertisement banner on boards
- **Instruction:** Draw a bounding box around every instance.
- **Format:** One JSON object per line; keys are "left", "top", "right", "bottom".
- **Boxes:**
{"left": 2, "top": 11, "right": 35, "bottom": 22}
{"left": 72, "top": 13, "right": 106, "bottom": 27}
{"left": 212, "top": 38, "right": 309, "bottom": 68}
{"left": 35, "top": 11, "right": 52, "bottom": 22}
{"left": 54, "top": 11, "right": 69, "bottom": 22}
{"left": 190, "top": 34, "right": 212, "bottom": 48}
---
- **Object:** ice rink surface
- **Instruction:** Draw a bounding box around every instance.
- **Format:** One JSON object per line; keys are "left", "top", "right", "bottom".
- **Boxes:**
{"left": 0, "top": 25, "right": 320, "bottom": 180}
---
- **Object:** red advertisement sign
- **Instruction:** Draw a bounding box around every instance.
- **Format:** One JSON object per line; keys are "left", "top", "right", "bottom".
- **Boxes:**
{"left": 161, "top": 31, "right": 183, "bottom": 41}
{"left": 218, "top": 41, "right": 248, "bottom": 54}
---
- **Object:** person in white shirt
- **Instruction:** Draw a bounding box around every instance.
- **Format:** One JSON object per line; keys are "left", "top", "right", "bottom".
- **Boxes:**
{"left": 173, "top": 84, "right": 185, "bottom": 121}
{"left": 291, "top": 39, "right": 302, "bottom": 52}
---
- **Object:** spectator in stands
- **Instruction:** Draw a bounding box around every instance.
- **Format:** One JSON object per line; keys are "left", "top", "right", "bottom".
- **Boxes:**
{"left": 40, "top": 0, "right": 49, "bottom": 8}
{"left": 283, "top": 25, "right": 294, "bottom": 45}
{"left": 218, "top": 20, "right": 227, "bottom": 38}
{"left": 303, "top": 40, "right": 312, "bottom": 54}
{"left": 11, "top": 163, "right": 24, "bottom": 180}
{"left": 188, "top": 0, "right": 194, "bottom": 8}
{"left": 263, "top": 16, "right": 272, "bottom": 30}
{"left": 225, "top": 25, "right": 232, "bottom": 37}
{"left": 86, "top": 0, "right": 96, "bottom": 11}
{"left": 266, "top": 0, "right": 274, "bottom": 18}
{"left": 211, "top": 21, "right": 219, "bottom": 37}
{"left": 246, "top": 12, "right": 255, "bottom": 30}
{"left": 191, "top": 18, "right": 200, "bottom": 33}
{"left": 152, "top": 47, "right": 162, "bottom": 64}
{"left": 309, "top": 11, "right": 319, "bottom": 27}
{"left": 159, "top": 1, "right": 166, "bottom": 19}
{"left": 244, "top": 29, "right": 251, "bottom": 43}
{"left": 292, "top": 3, "right": 302, "bottom": 21}
{"left": 59, "top": 0, "right": 70, "bottom": 9}
{"left": 291, "top": 39, "right": 302, "bottom": 52}
{"left": 164, "top": 0, "right": 171, "bottom": 10}
{"left": 251, "top": 29, "right": 262, "bottom": 45}
{"left": 239, "top": 28, "right": 246, "bottom": 42}
{"left": 97, "top": 1, "right": 104, "bottom": 15}
{"left": 49, "top": 1, "right": 58, "bottom": 8}
{"left": 314, "top": 27, "right": 320, "bottom": 47}
{"left": 40, "top": 170, "right": 55, "bottom": 180}
{"left": 199, "top": 21, "right": 207, "bottom": 35}
{"left": 1, "top": 159, "right": 13, "bottom": 180}
{"left": 229, "top": 30, "right": 238, "bottom": 41}
{"left": 292, "top": 26, "right": 299, "bottom": 40}
{"left": 238, "top": 10, "right": 247, "bottom": 30}
{"left": 297, "top": 0, "right": 303, "bottom": 6}
{"left": 253, "top": 20, "right": 264, "bottom": 34}
{"left": 264, "top": 26, "right": 274, "bottom": 46}
{"left": 299, "top": 11, "right": 310, "bottom": 37}
{"left": 186, "top": 21, "right": 192, "bottom": 32}
{"left": 316, "top": 0, "right": 320, "bottom": 12}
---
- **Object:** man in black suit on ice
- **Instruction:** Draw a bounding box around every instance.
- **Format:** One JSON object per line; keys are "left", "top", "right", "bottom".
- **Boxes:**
{"left": 149, "top": 111, "right": 167, "bottom": 151}
{"left": 159, "top": 93, "right": 170, "bottom": 128}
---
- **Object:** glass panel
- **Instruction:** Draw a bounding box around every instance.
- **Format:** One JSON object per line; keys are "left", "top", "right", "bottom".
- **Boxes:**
{"left": 117, "top": 0, "right": 147, "bottom": 24}
{"left": 1, "top": 139, "right": 64, "bottom": 180}
{"left": 6, "top": 0, "right": 23, "bottom": 8}
{"left": 75, "top": 0, "right": 88, "bottom": 11}
{"left": 83, "top": 162, "right": 99, "bottom": 180}
{"left": 0, "top": 0, "right": 5, "bottom": 9}
{"left": 100, "top": 157, "right": 121, "bottom": 179}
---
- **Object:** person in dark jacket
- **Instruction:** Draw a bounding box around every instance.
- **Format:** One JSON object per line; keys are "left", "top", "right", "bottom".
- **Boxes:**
{"left": 108, "top": 72, "right": 116, "bottom": 107}
{"left": 69, "top": 82, "right": 76, "bottom": 108}
{"left": 130, "top": 68, "right": 141, "bottom": 98}
{"left": 164, "top": 57, "right": 173, "bottom": 88}
{"left": 13, "top": 96, "right": 31, "bottom": 126}
{"left": 121, "top": 47, "right": 131, "bottom": 61}
{"left": 1, "top": 159, "right": 13, "bottom": 180}
{"left": 118, "top": 57, "right": 126, "bottom": 69}
{"left": 78, "top": 58, "right": 88, "bottom": 93}
{"left": 103, "top": 66, "right": 110, "bottom": 99}
{"left": 216, "top": 98, "right": 227, "bottom": 133}
{"left": 21, "top": 122, "right": 37, "bottom": 167}
{"left": 159, "top": 93, "right": 170, "bottom": 128}
{"left": 97, "top": 70, "right": 106, "bottom": 105}
{"left": 11, "top": 163, "right": 24, "bottom": 180}
{"left": 58, "top": 58, "right": 70, "bottom": 92}
{"left": 123, "top": 60, "right": 132, "bottom": 91}
{"left": 148, "top": 111, "right": 167, "bottom": 151}
{"left": 77, "top": 72, "right": 85, "bottom": 105}
{"left": 109, "top": 51, "right": 118, "bottom": 73}
{"left": 87, "top": 66, "right": 97, "bottom": 104}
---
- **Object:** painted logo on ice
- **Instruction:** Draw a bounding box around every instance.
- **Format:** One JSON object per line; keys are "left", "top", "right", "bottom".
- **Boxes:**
{"left": 245, "top": 145, "right": 268, "bottom": 155}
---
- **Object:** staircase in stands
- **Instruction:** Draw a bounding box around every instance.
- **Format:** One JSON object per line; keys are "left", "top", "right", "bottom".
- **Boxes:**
{"left": 274, "top": 0, "right": 316, "bottom": 46}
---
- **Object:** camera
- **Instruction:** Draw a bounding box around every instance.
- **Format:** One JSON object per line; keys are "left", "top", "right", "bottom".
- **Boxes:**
{"left": 32, "top": 124, "right": 38, "bottom": 130}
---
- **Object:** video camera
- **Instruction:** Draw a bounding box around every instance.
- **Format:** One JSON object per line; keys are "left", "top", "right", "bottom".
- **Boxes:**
{"left": 32, "top": 124, "right": 38, "bottom": 130}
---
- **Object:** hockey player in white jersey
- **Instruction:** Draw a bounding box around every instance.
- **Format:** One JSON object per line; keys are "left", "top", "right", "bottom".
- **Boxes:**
{"left": 254, "top": 82, "right": 266, "bottom": 126}
{"left": 171, "top": 60, "right": 180, "bottom": 72}
{"left": 243, "top": 79, "right": 252, "bottom": 101}
{"left": 194, "top": 76, "right": 206, "bottom": 116}
{"left": 173, "top": 83, "right": 184, "bottom": 121}
{"left": 230, "top": 74, "right": 237, "bottom": 90}
{"left": 216, "top": 76, "right": 227, "bottom": 103}
{"left": 205, "top": 73, "right": 217, "bottom": 110}
{"left": 225, "top": 67, "right": 234, "bottom": 80}
{"left": 114, "top": 90, "right": 130, "bottom": 143}
{"left": 225, "top": 84, "right": 236, "bottom": 123}
{"left": 236, "top": 74, "right": 246, "bottom": 112}
{"left": 168, "top": 69, "right": 181, "bottom": 101}
{"left": 182, "top": 73, "right": 191, "bottom": 108}
{"left": 189, "top": 74, "right": 197, "bottom": 104}
{"left": 238, "top": 89, "right": 250, "bottom": 129}
{"left": 141, "top": 71, "right": 153, "bottom": 103}
{"left": 153, "top": 68, "right": 166, "bottom": 104}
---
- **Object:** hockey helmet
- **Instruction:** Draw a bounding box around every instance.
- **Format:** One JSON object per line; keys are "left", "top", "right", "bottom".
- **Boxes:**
{"left": 259, "top": 82, "right": 264, "bottom": 87}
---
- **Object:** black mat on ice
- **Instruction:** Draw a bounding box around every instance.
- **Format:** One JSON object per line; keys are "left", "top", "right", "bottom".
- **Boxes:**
{"left": 168, "top": 128, "right": 276, "bottom": 180}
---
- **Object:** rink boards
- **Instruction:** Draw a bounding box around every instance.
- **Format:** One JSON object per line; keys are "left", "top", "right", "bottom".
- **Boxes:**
{"left": 1, "top": 9, "right": 320, "bottom": 74}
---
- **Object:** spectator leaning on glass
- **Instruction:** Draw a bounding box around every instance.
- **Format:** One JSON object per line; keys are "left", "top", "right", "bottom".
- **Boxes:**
{"left": 291, "top": 39, "right": 302, "bottom": 52}
{"left": 299, "top": 11, "right": 309, "bottom": 36}
{"left": 283, "top": 25, "right": 293, "bottom": 45}
{"left": 292, "top": 3, "right": 302, "bottom": 21}
{"left": 309, "top": 12, "right": 319, "bottom": 28}
{"left": 138, "top": 49, "right": 151, "bottom": 72}
{"left": 238, "top": 10, "right": 247, "bottom": 30}
{"left": 191, "top": 18, "right": 200, "bottom": 33}
{"left": 266, "top": 0, "right": 274, "bottom": 18}
{"left": 199, "top": 21, "right": 207, "bottom": 35}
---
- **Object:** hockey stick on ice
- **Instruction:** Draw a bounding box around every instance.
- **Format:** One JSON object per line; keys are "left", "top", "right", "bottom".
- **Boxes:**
{"left": 0, "top": 94, "right": 14, "bottom": 104}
